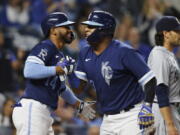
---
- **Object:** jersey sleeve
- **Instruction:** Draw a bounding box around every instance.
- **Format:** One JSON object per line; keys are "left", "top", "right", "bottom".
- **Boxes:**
{"left": 122, "top": 49, "right": 155, "bottom": 87}
{"left": 74, "top": 50, "right": 88, "bottom": 81}
{"left": 26, "top": 43, "right": 53, "bottom": 65}
{"left": 148, "top": 50, "right": 169, "bottom": 86}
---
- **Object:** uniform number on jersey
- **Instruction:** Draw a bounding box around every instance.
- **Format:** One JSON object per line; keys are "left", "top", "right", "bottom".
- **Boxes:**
{"left": 45, "top": 76, "right": 58, "bottom": 90}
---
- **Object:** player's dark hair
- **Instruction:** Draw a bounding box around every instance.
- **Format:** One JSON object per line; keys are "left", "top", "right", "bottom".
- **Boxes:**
{"left": 155, "top": 32, "right": 164, "bottom": 46}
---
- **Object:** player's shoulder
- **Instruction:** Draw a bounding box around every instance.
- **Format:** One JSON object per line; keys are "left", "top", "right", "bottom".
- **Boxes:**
{"left": 79, "top": 45, "right": 91, "bottom": 56}
{"left": 150, "top": 46, "right": 170, "bottom": 57}
{"left": 111, "top": 40, "right": 135, "bottom": 54}
{"left": 30, "top": 39, "right": 56, "bottom": 54}
{"left": 32, "top": 40, "right": 54, "bottom": 49}
{"left": 112, "top": 40, "right": 133, "bottom": 49}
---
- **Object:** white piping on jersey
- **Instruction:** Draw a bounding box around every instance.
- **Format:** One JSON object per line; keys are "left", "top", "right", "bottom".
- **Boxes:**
{"left": 138, "top": 70, "right": 155, "bottom": 87}
{"left": 26, "top": 56, "right": 45, "bottom": 65}
{"left": 28, "top": 102, "right": 33, "bottom": 135}
{"left": 74, "top": 71, "right": 88, "bottom": 81}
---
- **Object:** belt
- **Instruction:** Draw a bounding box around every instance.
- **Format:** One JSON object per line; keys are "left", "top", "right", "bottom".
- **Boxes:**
{"left": 153, "top": 101, "right": 180, "bottom": 107}
{"left": 12, "top": 102, "right": 22, "bottom": 108}
{"left": 104, "top": 105, "right": 135, "bottom": 115}
{"left": 12, "top": 98, "right": 54, "bottom": 111}
{"left": 171, "top": 102, "right": 180, "bottom": 107}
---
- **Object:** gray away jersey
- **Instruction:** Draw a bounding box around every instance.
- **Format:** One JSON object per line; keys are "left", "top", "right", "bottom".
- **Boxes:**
{"left": 148, "top": 46, "right": 180, "bottom": 103}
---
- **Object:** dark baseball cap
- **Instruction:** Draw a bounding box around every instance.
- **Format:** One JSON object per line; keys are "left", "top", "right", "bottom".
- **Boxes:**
{"left": 156, "top": 16, "right": 180, "bottom": 32}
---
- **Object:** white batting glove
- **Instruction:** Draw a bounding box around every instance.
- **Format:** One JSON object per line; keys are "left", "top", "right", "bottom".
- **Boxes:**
{"left": 77, "top": 101, "right": 96, "bottom": 120}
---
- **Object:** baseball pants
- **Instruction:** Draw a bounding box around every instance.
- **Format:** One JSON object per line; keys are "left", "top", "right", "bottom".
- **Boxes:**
{"left": 12, "top": 99, "right": 54, "bottom": 135}
{"left": 100, "top": 103, "right": 147, "bottom": 135}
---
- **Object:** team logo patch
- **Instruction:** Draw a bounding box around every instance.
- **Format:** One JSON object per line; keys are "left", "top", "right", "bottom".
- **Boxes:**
{"left": 101, "top": 61, "right": 113, "bottom": 85}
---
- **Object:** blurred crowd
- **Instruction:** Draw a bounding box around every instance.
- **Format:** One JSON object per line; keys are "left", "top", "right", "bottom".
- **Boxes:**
{"left": 0, "top": 0, "right": 180, "bottom": 135}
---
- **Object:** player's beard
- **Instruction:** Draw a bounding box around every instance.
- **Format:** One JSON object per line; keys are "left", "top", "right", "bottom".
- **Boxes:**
{"left": 86, "top": 30, "right": 103, "bottom": 46}
{"left": 60, "top": 31, "right": 75, "bottom": 44}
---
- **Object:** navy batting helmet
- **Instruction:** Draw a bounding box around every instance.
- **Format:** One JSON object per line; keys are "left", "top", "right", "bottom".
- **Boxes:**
{"left": 81, "top": 11, "right": 116, "bottom": 43}
{"left": 41, "top": 12, "right": 75, "bottom": 37}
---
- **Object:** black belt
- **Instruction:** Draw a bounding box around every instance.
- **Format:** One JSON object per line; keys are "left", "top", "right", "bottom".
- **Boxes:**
{"left": 153, "top": 101, "right": 180, "bottom": 107}
{"left": 104, "top": 105, "right": 135, "bottom": 115}
{"left": 171, "top": 102, "right": 180, "bottom": 107}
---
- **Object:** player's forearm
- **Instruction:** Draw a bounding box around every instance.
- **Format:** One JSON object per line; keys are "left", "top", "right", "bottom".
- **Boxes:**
{"left": 24, "top": 62, "right": 56, "bottom": 79}
{"left": 156, "top": 84, "right": 176, "bottom": 128}
{"left": 159, "top": 106, "right": 176, "bottom": 126}
{"left": 61, "top": 86, "right": 81, "bottom": 105}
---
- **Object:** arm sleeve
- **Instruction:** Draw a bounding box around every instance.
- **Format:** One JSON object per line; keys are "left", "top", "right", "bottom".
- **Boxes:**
{"left": 24, "top": 62, "right": 56, "bottom": 79}
{"left": 144, "top": 77, "right": 156, "bottom": 103}
{"left": 61, "top": 86, "right": 81, "bottom": 105}
{"left": 155, "top": 84, "right": 170, "bottom": 107}
{"left": 123, "top": 49, "right": 155, "bottom": 88}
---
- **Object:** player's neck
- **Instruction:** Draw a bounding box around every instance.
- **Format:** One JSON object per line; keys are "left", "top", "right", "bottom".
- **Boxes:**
{"left": 50, "top": 36, "right": 64, "bottom": 49}
{"left": 164, "top": 42, "right": 174, "bottom": 52}
{"left": 93, "top": 38, "right": 112, "bottom": 55}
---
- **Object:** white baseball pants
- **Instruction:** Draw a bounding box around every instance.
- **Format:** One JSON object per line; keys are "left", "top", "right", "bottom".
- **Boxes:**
{"left": 12, "top": 99, "right": 54, "bottom": 135}
{"left": 100, "top": 103, "right": 145, "bottom": 135}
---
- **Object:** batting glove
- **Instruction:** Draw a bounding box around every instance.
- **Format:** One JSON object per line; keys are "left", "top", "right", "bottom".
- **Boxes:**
{"left": 77, "top": 101, "right": 96, "bottom": 120}
{"left": 57, "top": 56, "right": 75, "bottom": 81}
{"left": 138, "top": 103, "right": 154, "bottom": 130}
{"left": 57, "top": 56, "right": 76, "bottom": 75}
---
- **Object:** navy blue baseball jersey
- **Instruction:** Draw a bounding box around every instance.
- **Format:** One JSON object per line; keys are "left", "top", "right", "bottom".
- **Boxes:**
{"left": 22, "top": 40, "right": 65, "bottom": 110}
{"left": 75, "top": 40, "right": 154, "bottom": 113}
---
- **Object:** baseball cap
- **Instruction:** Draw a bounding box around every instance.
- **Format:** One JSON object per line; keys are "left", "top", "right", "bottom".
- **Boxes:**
{"left": 156, "top": 16, "right": 180, "bottom": 32}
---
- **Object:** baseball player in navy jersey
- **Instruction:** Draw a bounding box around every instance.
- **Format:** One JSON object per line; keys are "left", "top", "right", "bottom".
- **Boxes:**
{"left": 12, "top": 12, "right": 95, "bottom": 135}
{"left": 148, "top": 16, "right": 180, "bottom": 135}
{"left": 73, "top": 10, "right": 157, "bottom": 135}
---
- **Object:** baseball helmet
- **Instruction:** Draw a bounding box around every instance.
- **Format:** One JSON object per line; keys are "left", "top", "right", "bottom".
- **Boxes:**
{"left": 81, "top": 11, "right": 116, "bottom": 43}
{"left": 41, "top": 12, "right": 75, "bottom": 37}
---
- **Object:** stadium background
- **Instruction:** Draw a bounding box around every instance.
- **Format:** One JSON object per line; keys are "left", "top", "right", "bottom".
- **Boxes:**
{"left": 0, "top": 0, "right": 179, "bottom": 135}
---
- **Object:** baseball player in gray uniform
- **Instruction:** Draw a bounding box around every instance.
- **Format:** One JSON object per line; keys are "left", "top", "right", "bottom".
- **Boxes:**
{"left": 148, "top": 16, "right": 180, "bottom": 135}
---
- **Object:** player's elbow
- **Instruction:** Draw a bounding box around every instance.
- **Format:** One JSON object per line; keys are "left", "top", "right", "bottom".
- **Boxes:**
{"left": 24, "top": 63, "right": 31, "bottom": 78}
{"left": 155, "top": 84, "right": 170, "bottom": 108}
{"left": 23, "top": 62, "right": 35, "bottom": 79}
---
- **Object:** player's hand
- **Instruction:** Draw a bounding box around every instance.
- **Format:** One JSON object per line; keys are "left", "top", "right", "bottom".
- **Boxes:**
{"left": 77, "top": 101, "right": 96, "bottom": 120}
{"left": 138, "top": 103, "right": 154, "bottom": 130}
{"left": 56, "top": 56, "right": 76, "bottom": 75}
